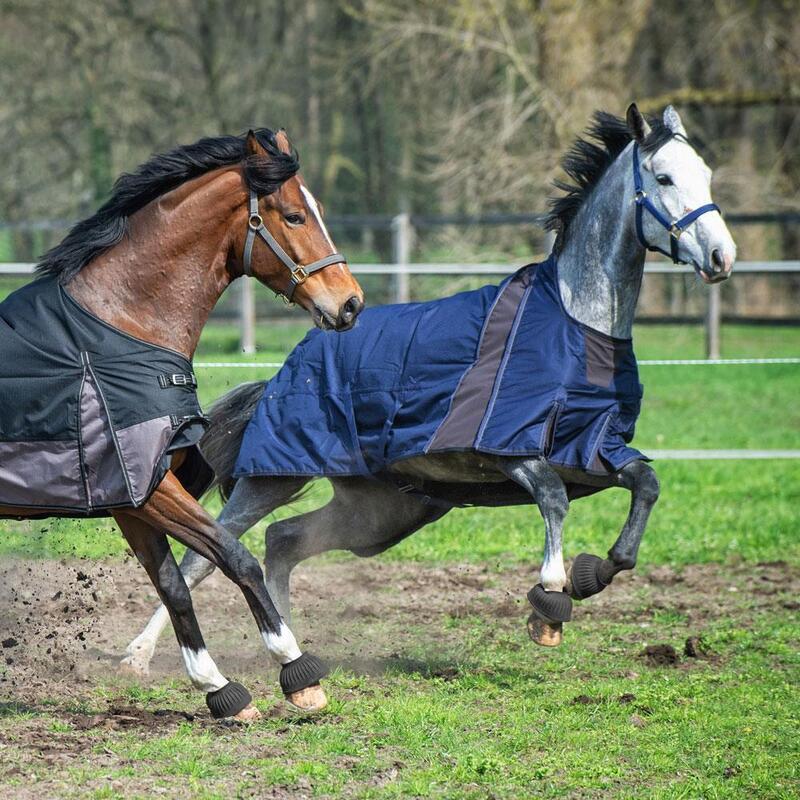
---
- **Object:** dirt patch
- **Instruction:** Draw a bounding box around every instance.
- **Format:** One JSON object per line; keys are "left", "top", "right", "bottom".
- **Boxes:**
{"left": 0, "top": 555, "right": 797, "bottom": 699}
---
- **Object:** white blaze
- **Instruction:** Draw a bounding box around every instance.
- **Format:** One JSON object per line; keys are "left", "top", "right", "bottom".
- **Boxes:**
{"left": 300, "top": 185, "right": 335, "bottom": 249}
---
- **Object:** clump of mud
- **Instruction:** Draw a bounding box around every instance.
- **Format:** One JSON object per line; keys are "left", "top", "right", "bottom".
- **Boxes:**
{"left": 640, "top": 643, "right": 680, "bottom": 667}
{"left": 0, "top": 559, "right": 119, "bottom": 695}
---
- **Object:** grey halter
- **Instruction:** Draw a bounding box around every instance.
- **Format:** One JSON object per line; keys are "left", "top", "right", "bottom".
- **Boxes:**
{"left": 242, "top": 189, "right": 346, "bottom": 302}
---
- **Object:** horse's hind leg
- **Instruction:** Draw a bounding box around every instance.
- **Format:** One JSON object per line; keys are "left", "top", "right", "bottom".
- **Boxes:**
{"left": 121, "top": 476, "right": 305, "bottom": 676}
{"left": 264, "top": 477, "right": 449, "bottom": 623}
{"left": 568, "top": 460, "right": 660, "bottom": 600}
{"left": 496, "top": 457, "right": 572, "bottom": 647}
{"left": 131, "top": 471, "right": 328, "bottom": 712}
{"left": 114, "top": 513, "right": 260, "bottom": 721}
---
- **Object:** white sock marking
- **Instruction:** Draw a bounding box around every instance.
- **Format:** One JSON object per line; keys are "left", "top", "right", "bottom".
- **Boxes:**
{"left": 181, "top": 647, "right": 228, "bottom": 692}
{"left": 300, "top": 185, "right": 335, "bottom": 249}
{"left": 540, "top": 554, "right": 567, "bottom": 592}
{"left": 262, "top": 622, "right": 302, "bottom": 665}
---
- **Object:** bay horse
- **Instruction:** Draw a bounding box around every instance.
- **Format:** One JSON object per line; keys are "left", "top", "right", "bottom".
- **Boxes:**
{"left": 0, "top": 128, "right": 363, "bottom": 719}
{"left": 124, "top": 105, "right": 735, "bottom": 672}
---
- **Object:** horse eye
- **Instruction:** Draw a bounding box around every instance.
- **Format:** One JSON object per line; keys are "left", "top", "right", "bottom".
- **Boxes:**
{"left": 656, "top": 174, "right": 673, "bottom": 186}
{"left": 284, "top": 212, "right": 305, "bottom": 225}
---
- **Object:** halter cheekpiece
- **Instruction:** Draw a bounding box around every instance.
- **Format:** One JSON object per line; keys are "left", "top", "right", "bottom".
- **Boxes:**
{"left": 632, "top": 142, "right": 720, "bottom": 265}
{"left": 242, "top": 189, "right": 346, "bottom": 302}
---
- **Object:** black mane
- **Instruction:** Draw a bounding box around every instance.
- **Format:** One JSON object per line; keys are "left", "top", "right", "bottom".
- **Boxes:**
{"left": 38, "top": 129, "right": 299, "bottom": 282}
{"left": 546, "top": 111, "right": 675, "bottom": 249}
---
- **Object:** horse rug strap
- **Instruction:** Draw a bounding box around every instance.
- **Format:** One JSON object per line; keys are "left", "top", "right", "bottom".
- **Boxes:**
{"left": 0, "top": 277, "right": 213, "bottom": 517}
{"left": 242, "top": 189, "right": 346, "bottom": 301}
{"left": 234, "top": 253, "right": 648, "bottom": 500}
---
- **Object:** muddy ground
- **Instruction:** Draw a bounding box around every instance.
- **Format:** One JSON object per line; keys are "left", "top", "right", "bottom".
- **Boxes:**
{"left": 1, "top": 554, "right": 797, "bottom": 703}
{"left": 0, "top": 554, "right": 798, "bottom": 797}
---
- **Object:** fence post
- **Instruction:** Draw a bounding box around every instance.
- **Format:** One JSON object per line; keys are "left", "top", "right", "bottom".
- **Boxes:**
{"left": 705, "top": 282, "right": 721, "bottom": 359}
{"left": 391, "top": 212, "right": 412, "bottom": 303}
{"left": 239, "top": 276, "right": 256, "bottom": 354}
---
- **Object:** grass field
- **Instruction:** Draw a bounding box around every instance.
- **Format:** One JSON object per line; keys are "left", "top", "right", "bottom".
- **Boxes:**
{"left": 0, "top": 321, "right": 798, "bottom": 799}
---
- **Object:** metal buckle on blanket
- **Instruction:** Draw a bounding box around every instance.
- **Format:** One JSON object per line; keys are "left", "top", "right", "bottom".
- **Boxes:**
{"left": 159, "top": 373, "right": 197, "bottom": 389}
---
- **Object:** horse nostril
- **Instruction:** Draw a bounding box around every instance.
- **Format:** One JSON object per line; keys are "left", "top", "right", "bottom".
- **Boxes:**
{"left": 338, "top": 296, "right": 363, "bottom": 327}
{"left": 711, "top": 248, "right": 725, "bottom": 272}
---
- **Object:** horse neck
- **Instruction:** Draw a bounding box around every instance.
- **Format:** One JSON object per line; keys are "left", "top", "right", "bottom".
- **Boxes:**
{"left": 66, "top": 168, "right": 245, "bottom": 359}
{"left": 556, "top": 145, "right": 645, "bottom": 339}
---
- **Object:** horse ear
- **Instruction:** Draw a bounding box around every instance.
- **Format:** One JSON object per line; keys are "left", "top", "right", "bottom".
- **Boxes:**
{"left": 663, "top": 105, "right": 687, "bottom": 138}
{"left": 274, "top": 128, "right": 292, "bottom": 155}
{"left": 245, "top": 129, "right": 266, "bottom": 157}
{"left": 626, "top": 103, "right": 651, "bottom": 143}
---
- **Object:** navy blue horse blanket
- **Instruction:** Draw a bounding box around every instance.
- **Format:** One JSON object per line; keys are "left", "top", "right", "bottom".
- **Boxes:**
{"left": 235, "top": 254, "right": 647, "bottom": 500}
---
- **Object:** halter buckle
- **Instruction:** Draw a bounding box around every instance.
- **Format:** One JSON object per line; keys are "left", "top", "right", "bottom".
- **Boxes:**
{"left": 634, "top": 190, "right": 647, "bottom": 202}
{"left": 248, "top": 212, "right": 264, "bottom": 230}
{"left": 669, "top": 223, "right": 683, "bottom": 239}
{"left": 291, "top": 266, "right": 309, "bottom": 284}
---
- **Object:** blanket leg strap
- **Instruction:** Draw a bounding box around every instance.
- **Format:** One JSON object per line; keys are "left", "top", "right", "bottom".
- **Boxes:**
{"left": 526, "top": 584, "right": 573, "bottom": 647}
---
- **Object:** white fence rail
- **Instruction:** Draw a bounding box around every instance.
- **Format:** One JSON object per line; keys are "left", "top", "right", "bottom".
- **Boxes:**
{"left": 3, "top": 259, "right": 799, "bottom": 358}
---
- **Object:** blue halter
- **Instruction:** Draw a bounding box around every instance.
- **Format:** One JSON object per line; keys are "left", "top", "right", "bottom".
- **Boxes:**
{"left": 632, "top": 142, "right": 720, "bottom": 265}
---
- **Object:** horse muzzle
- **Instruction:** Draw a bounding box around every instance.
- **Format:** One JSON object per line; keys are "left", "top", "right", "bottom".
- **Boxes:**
{"left": 312, "top": 295, "right": 364, "bottom": 331}
{"left": 697, "top": 247, "right": 734, "bottom": 284}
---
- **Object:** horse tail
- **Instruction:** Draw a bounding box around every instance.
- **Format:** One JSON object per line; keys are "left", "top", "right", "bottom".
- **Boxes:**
{"left": 199, "top": 381, "right": 265, "bottom": 502}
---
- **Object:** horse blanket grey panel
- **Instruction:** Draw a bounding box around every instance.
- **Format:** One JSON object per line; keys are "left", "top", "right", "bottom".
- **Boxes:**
{"left": 235, "top": 254, "right": 648, "bottom": 493}
{"left": 0, "top": 277, "right": 212, "bottom": 516}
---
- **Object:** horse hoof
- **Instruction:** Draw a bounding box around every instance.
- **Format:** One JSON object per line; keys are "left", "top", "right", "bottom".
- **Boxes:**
{"left": 233, "top": 703, "right": 262, "bottom": 722}
{"left": 527, "top": 613, "right": 563, "bottom": 647}
{"left": 118, "top": 655, "right": 150, "bottom": 678}
{"left": 569, "top": 553, "right": 610, "bottom": 600}
{"left": 285, "top": 684, "right": 328, "bottom": 713}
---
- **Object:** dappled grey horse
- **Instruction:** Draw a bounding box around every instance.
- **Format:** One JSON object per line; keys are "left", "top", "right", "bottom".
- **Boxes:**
{"left": 123, "top": 105, "right": 736, "bottom": 673}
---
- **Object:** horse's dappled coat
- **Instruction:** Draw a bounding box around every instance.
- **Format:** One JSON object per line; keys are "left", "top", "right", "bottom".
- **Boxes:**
{"left": 235, "top": 255, "right": 647, "bottom": 501}
{"left": 0, "top": 277, "right": 212, "bottom": 516}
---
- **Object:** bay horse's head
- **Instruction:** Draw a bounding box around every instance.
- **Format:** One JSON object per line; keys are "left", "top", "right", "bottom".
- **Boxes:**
{"left": 238, "top": 129, "right": 364, "bottom": 330}
{"left": 626, "top": 103, "right": 736, "bottom": 283}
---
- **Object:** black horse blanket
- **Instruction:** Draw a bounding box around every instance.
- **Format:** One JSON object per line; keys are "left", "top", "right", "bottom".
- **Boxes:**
{"left": 0, "top": 277, "right": 212, "bottom": 517}
{"left": 235, "top": 254, "right": 647, "bottom": 503}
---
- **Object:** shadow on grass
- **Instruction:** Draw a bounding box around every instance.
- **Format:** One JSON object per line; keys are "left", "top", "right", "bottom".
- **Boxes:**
{"left": 330, "top": 655, "right": 527, "bottom": 688}
{"left": 0, "top": 700, "right": 40, "bottom": 717}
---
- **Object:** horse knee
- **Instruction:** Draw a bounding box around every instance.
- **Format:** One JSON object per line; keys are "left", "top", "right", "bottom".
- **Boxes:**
{"left": 228, "top": 548, "right": 265, "bottom": 586}
{"left": 637, "top": 468, "right": 660, "bottom": 505}
{"left": 623, "top": 461, "right": 660, "bottom": 505}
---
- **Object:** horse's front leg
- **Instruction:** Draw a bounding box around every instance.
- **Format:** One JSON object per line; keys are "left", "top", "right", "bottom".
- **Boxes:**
{"left": 496, "top": 457, "right": 572, "bottom": 646}
{"left": 568, "top": 460, "right": 660, "bottom": 600}
{"left": 121, "top": 476, "right": 302, "bottom": 677}
{"left": 131, "top": 471, "right": 328, "bottom": 712}
{"left": 114, "top": 514, "right": 261, "bottom": 721}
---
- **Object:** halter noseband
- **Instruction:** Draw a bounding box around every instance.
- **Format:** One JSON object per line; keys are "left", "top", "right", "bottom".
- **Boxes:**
{"left": 242, "top": 189, "right": 346, "bottom": 302}
{"left": 632, "top": 142, "right": 720, "bottom": 265}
